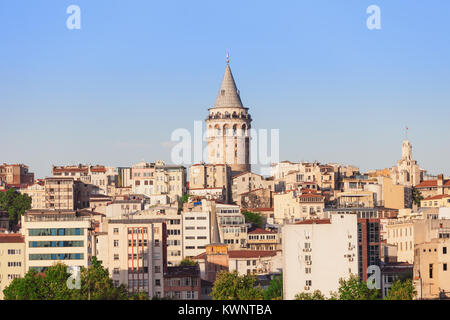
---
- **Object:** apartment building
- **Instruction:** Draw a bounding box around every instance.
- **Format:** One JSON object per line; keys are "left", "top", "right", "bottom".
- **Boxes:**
{"left": 131, "top": 160, "right": 186, "bottom": 204}
{"left": 271, "top": 161, "right": 338, "bottom": 191}
{"left": 386, "top": 218, "right": 450, "bottom": 264}
{"left": 231, "top": 172, "right": 274, "bottom": 203}
{"left": 19, "top": 180, "right": 45, "bottom": 209}
{"left": 102, "top": 217, "right": 167, "bottom": 298}
{"left": 274, "top": 190, "right": 325, "bottom": 224}
{"left": 0, "top": 163, "right": 34, "bottom": 186}
{"left": 193, "top": 244, "right": 282, "bottom": 283}
{"left": 421, "top": 194, "right": 450, "bottom": 208}
{"left": 182, "top": 207, "right": 211, "bottom": 258}
{"left": 324, "top": 208, "right": 382, "bottom": 282}
{"left": 415, "top": 174, "right": 450, "bottom": 199}
{"left": 414, "top": 238, "right": 450, "bottom": 299}
{"left": 237, "top": 188, "right": 272, "bottom": 209}
{"left": 247, "top": 227, "right": 280, "bottom": 251}
{"left": 52, "top": 164, "right": 118, "bottom": 195}
{"left": 105, "top": 199, "right": 144, "bottom": 218}
{"left": 189, "top": 163, "right": 231, "bottom": 202}
{"left": 43, "top": 177, "right": 91, "bottom": 210}
{"left": 21, "top": 210, "right": 96, "bottom": 273}
{"left": 0, "top": 234, "right": 25, "bottom": 299}
{"left": 282, "top": 213, "right": 358, "bottom": 299}
{"left": 163, "top": 265, "right": 201, "bottom": 300}
{"left": 216, "top": 204, "right": 247, "bottom": 250}
{"left": 132, "top": 206, "right": 183, "bottom": 266}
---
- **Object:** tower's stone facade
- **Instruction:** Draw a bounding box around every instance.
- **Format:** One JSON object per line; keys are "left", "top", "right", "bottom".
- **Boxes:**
{"left": 206, "top": 60, "right": 251, "bottom": 175}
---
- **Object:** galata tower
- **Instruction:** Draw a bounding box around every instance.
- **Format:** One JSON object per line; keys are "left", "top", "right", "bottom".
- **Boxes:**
{"left": 206, "top": 53, "right": 252, "bottom": 175}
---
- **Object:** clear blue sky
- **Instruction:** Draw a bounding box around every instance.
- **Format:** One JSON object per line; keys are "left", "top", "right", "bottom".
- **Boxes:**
{"left": 1, "top": 0, "right": 449, "bottom": 178}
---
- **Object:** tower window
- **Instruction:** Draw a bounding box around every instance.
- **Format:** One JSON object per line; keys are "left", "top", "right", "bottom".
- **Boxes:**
{"left": 221, "top": 90, "right": 225, "bottom": 95}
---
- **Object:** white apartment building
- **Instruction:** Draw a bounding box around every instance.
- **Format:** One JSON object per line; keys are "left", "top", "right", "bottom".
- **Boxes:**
{"left": 21, "top": 210, "right": 95, "bottom": 273}
{"left": 183, "top": 209, "right": 211, "bottom": 258}
{"left": 282, "top": 213, "right": 358, "bottom": 299}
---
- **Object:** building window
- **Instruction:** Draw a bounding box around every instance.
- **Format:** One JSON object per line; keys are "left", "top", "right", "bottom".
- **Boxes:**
{"left": 444, "top": 264, "right": 448, "bottom": 271}
{"left": 444, "top": 247, "right": 447, "bottom": 254}
{"left": 429, "top": 264, "right": 433, "bottom": 279}
{"left": 114, "top": 240, "right": 119, "bottom": 247}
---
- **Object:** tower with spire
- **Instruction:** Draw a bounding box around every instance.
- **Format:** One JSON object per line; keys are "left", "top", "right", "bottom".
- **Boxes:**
{"left": 205, "top": 53, "right": 252, "bottom": 175}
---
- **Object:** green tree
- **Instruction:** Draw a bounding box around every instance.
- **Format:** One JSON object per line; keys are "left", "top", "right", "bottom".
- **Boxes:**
{"left": 180, "top": 194, "right": 190, "bottom": 204}
{"left": 211, "top": 270, "right": 264, "bottom": 300}
{"left": 242, "top": 211, "right": 263, "bottom": 228}
{"left": 0, "top": 188, "right": 31, "bottom": 229}
{"left": 4, "top": 258, "right": 128, "bottom": 300}
{"left": 295, "top": 290, "right": 326, "bottom": 300}
{"left": 334, "top": 274, "right": 380, "bottom": 300}
{"left": 412, "top": 187, "right": 424, "bottom": 207}
{"left": 385, "top": 279, "right": 416, "bottom": 300}
{"left": 264, "top": 274, "right": 282, "bottom": 300}
{"left": 3, "top": 269, "right": 49, "bottom": 300}
{"left": 178, "top": 258, "right": 198, "bottom": 266}
{"left": 73, "top": 257, "right": 128, "bottom": 300}
{"left": 129, "top": 290, "right": 149, "bottom": 300}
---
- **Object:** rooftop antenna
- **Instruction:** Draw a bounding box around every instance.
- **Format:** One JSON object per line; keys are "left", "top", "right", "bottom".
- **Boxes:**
{"left": 406, "top": 126, "right": 408, "bottom": 140}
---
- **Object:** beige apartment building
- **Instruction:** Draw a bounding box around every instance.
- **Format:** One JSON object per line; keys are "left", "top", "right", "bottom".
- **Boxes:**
{"left": 52, "top": 164, "right": 118, "bottom": 195}
{"left": 271, "top": 161, "right": 339, "bottom": 191}
{"left": 100, "top": 217, "right": 167, "bottom": 298}
{"left": 421, "top": 194, "right": 450, "bottom": 208}
{"left": 44, "top": 177, "right": 91, "bottom": 210}
{"left": 386, "top": 218, "right": 450, "bottom": 264}
{"left": 247, "top": 228, "right": 280, "bottom": 251}
{"left": 336, "top": 190, "right": 375, "bottom": 208}
{"left": 231, "top": 172, "right": 274, "bottom": 203}
{"left": 414, "top": 238, "right": 450, "bottom": 299}
{"left": 131, "top": 160, "right": 186, "bottom": 204}
{"left": 274, "top": 190, "right": 325, "bottom": 224}
{"left": 189, "top": 163, "right": 231, "bottom": 200}
{"left": 20, "top": 180, "right": 45, "bottom": 209}
{"left": 131, "top": 206, "right": 183, "bottom": 266}
{"left": 0, "top": 234, "right": 25, "bottom": 299}
{"left": 21, "top": 210, "right": 96, "bottom": 273}
{"left": 415, "top": 174, "right": 450, "bottom": 199}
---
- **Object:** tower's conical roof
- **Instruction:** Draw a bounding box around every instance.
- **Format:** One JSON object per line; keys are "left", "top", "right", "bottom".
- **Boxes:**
{"left": 213, "top": 64, "right": 244, "bottom": 109}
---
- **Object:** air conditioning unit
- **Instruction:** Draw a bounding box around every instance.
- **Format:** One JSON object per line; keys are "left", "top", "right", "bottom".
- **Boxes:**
{"left": 349, "top": 258, "right": 354, "bottom": 262}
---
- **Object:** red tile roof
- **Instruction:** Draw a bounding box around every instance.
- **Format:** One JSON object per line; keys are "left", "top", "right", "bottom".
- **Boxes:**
{"left": 416, "top": 179, "right": 450, "bottom": 188}
{"left": 228, "top": 250, "right": 277, "bottom": 259}
{"left": 248, "top": 227, "right": 276, "bottom": 235}
{"left": 296, "top": 219, "right": 331, "bottom": 225}
{"left": 0, "top": 234, "right": 24, "bottom": 243}
{"left": 423, "top": 194, "right": 450, "bottom": 201}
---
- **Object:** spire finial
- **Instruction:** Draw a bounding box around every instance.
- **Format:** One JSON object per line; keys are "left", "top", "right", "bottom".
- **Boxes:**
{"left": 406, "top": 126, "right": 408, "bottom": 140}
{"left": 226, "top": 49, "right": 229, "bottom": 64}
